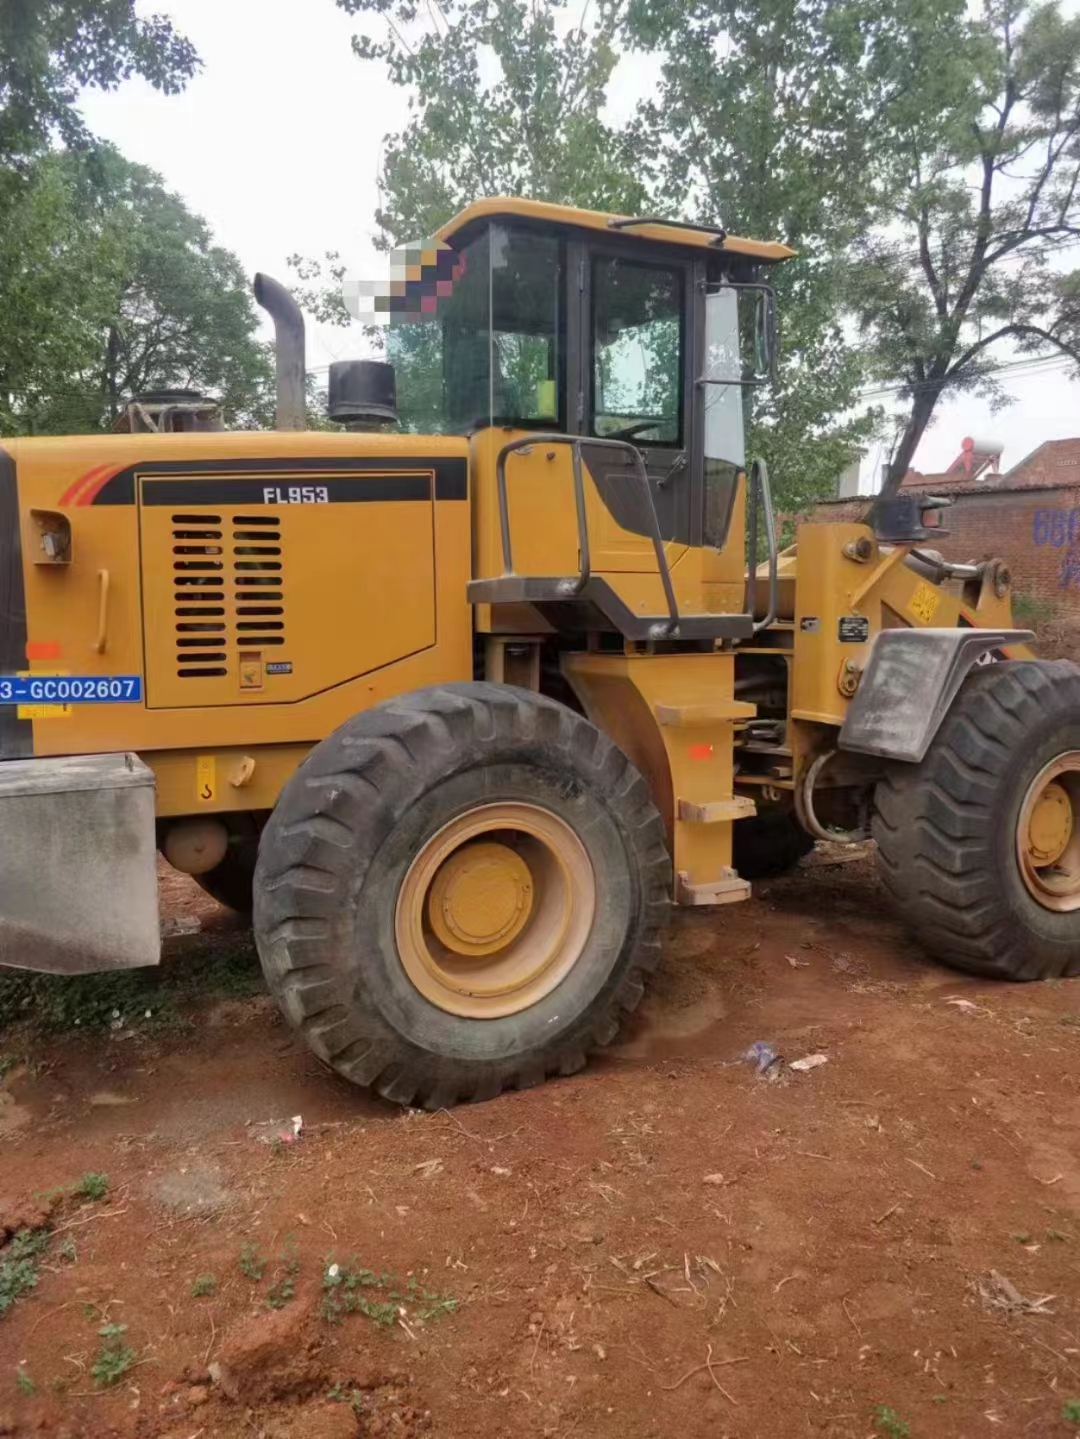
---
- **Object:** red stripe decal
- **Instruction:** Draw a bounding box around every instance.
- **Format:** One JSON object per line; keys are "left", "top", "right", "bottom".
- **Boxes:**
{"left": 59, "top": 465, "right": 110, "bottom": 506}
{"left": 76, "top": 467, "right": 123, "bottom": 505}
{"left": 26, "top": 641, "right": 62, "bottom": 660}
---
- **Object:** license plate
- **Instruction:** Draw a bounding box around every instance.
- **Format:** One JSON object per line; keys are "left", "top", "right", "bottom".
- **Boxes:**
{"left": 0, "top": 675, "right": 143, "bottom": 705}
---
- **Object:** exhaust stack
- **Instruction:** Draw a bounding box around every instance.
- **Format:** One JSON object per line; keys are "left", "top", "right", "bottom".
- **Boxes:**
{"left": 254, "top": 273, "right": 306, "bottom": 430}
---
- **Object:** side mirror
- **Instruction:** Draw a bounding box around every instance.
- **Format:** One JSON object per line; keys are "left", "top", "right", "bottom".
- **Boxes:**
{"left": 703, "top": 282, "right": 778, "bottom": 389}
{"left": 752, "top": 288, "right": 777, "bottom": 383}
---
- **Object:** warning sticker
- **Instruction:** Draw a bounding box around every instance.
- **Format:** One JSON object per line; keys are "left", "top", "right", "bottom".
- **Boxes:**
{"left": 196, "top": 755, "right": 217, "bottom": 804}
{"left": 908, "top": 580, "right": 941, "bottom": 625}
{"left": 838, "top": 616, "right": 870, "bottom": 643}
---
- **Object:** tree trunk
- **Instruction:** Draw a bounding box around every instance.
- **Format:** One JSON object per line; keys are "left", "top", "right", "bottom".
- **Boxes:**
{"left": 879, "top": 383, "right": 943, "bottom": 498}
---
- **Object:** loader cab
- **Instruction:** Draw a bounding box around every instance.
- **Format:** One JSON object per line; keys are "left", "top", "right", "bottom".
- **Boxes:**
{"left": 383, "top": 199, "right": 793, "bottom": 635}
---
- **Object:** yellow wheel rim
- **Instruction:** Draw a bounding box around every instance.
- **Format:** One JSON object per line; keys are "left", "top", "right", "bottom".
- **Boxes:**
{"left": 1017, "top": 752, "right": 1080, "bottom": 911}
{"left": 395, "top": 802, "right": 596, "bottom": 1017}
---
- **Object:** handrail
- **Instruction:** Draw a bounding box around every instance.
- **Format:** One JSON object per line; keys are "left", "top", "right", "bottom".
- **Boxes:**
{"left": 493, "top": 433, "right": 680, "bottom": 636}
{"left": 747, "top": 457, "right": 779, "bottom": 634}
{"left": 607, "top": 215, "right": 728, "bottom": 244}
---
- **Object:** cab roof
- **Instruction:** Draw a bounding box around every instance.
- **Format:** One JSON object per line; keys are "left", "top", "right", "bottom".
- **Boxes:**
{"left": 436, "top": 197, "right": 796, "bottom": 264}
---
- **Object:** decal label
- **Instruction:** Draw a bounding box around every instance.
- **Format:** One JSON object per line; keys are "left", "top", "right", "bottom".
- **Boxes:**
{"left": 195, "top": 755, "right": 217, "bottom": 804}
{"left": 263, "top": 485, "right": 330, "bottom": 505}
{"left": 838, "top": 616, "right": 870, "bottom": 643}
{"left": 909, "top": 581, "right": 941, "bottom": 625}
{"left": 265, "top": 661, "right": 293, "bottom": 675}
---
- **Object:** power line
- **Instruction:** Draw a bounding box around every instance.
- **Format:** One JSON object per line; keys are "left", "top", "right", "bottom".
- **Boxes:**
{"left": 858, "top": 350, "right": 1076, "bottom": 400}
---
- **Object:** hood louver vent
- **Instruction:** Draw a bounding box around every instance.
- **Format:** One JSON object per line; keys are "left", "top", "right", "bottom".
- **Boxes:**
{"left": 172, "top": 513, "right": 286, "bottom": 678}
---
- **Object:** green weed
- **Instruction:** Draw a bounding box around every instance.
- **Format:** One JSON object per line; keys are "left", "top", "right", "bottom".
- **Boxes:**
{"left": 1012, "top": 593, "right": 1056, "bottom": 628}
{"left": 1063, "top": 1398, "right": 1080, "bottom": 1424}
{"left": 266, "top": 1245, "right": 300, "bottom": 1310}
{"left": 320, "top": 1257, "right": 456, "bottom": 1328}
{"left": 239, "top": 1242, "right": 265, "bottom": 1281}
{"left": 76, "top": 1172, "right": 109, "bottom": 1202}
{"left": 0, "top": 931, "right": 261, "bottom": 1039}
{"left": 91, "top": 1322, "right": 136, "bottom": 1387}
{"left": 15, "top": 1366, "right": 35, "bottom": 1395}
{"left": 0, "top": 1228, "right": 51, "bottom": 1318}
{"left": 873, "top": 1405, "right": 910, "bottom": 1439}
{"left": 327, "top": 1381, "right": 365, "bottom": 1412}
{"left": 190, "top": 1273, "right": 217, "bottom": 1298}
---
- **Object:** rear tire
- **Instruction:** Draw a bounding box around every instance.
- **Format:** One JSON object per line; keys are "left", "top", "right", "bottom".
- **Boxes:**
{"left": 253, "top": 683, "right": 670, "bottom": 1106}
{"left": 872, "top": 659, "right": 1080, "bottom": 979}
{"left": 733, "top": 808, "right": 814, "bottom": 879}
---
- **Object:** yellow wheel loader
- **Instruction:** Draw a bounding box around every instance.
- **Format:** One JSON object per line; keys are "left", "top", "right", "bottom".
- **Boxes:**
{"left": 0, "top": 198, "right": 1068, "bottom": 1106}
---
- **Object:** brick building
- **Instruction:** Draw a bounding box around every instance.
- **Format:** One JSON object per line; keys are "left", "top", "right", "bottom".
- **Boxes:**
{"left": 812, "top": 437, "right": 1080, "bottom": 640}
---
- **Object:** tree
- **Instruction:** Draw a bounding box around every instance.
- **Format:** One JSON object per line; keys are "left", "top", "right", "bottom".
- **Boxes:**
{"left": 335, "top": 0, "right": 648, "bottom": 246}
{"left": 0, "top": 0, "right": 198, "bottom": 173}
{"left": 623, "top": 0, "right": 942, "bottom": 508}
{"left": 2, "top": 148, "right": 273, "bottom": 435}
{"left": 853, "top": 0, "right": 1080, "bottom": 493}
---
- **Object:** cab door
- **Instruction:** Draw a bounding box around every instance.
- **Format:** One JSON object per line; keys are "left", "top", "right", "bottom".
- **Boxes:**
{"left": 574, "top": 242, "right": 697, "bottom": 574}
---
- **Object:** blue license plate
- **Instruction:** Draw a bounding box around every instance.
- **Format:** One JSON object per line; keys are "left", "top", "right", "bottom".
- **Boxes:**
{"left": 0, "top": 675, "right": 143, "bottom": 704}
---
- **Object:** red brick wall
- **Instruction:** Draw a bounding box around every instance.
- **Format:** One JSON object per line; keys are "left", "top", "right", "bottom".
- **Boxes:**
{"left": 807, "top": 487, "right": 1080, "bottom": 653}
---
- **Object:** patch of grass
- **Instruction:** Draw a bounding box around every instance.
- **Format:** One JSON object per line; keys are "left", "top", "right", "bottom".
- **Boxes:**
{"left": 1047, "top": 1229, "right": 1069, "bottom": 1243}
{"left": 0, "top": 1055, "right": 16, "bottom": 1081}
{"left": 1063, "top": 1398, "right": 1080, "bottom": 1424}
{"left": 0, "top": 929, "right": 261, "bottom": 1040}
{"left": 190, "top": 1273, "right": 217, "bottom": 1298}
{"left": 76, "top": 1172, "right": 109, "bottom": 1202}
{"left": 0, "top": 1228, "right": 51, "bottom": 1318}
{"left": 873, "top": 1405, "right": 911, "bottom": 1439}
{"left": 1012, "top": 1231, "right": 1033, "bottom": 1244}
{"left": 327, "top": 1381, "right": 365, "bottom": 1413}
{"left": 239, "top": 1242, "right": 265, "bottom": 1281}
{"left": 266, "top": 1244, "right": 300, "bottom": 1310}
{"left": 1012, "top": 592, "right": 1057, "bottom": 629}
{"left": 320, "top": 1257, "right": 457, "bottom": 1329}
{"left": 15, "top": 1366, "right": 35, "bottom": 1395}
{"left": 91, "top": 1323, "right": 135, "bottom": 1388}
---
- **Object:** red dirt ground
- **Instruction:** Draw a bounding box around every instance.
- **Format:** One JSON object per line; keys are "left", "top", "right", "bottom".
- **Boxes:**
{"left": 4, "top": 854, "right": 1080, "bottom": 1438}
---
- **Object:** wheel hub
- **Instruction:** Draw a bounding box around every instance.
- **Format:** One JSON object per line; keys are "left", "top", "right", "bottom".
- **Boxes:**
{"left": 395, "top": 802, "right": 596, "bottom": 1018}
{"left": 428, "top": 842, "right": 534, "bottom": 955}
{"left": 1017, "top": 753, "right": 1080, "bottom": 911}
{"left": 1026, "top": 782, "right": 1073, "bottom": 865}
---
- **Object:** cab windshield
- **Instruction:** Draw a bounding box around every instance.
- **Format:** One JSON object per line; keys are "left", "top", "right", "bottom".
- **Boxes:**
{"left": 388, "top": 224, "right": 564, "bottom": 434}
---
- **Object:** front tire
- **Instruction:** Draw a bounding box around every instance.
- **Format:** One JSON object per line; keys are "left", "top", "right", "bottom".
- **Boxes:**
{"left": 873, "top": 659, "right": 1080, "bottom": 980}
{"left": 253, "top": 683, "right": 670, "bottom": 1106}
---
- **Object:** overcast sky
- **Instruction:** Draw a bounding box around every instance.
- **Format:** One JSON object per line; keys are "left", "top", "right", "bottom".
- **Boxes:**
{"left": 80, "top": 0, "right": 1080, "bottom": 488}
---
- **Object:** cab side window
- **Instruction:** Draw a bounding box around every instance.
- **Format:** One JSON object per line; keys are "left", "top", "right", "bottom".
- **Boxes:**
{"left": 590, "top": 258, "right": 683, "bottom": 447}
